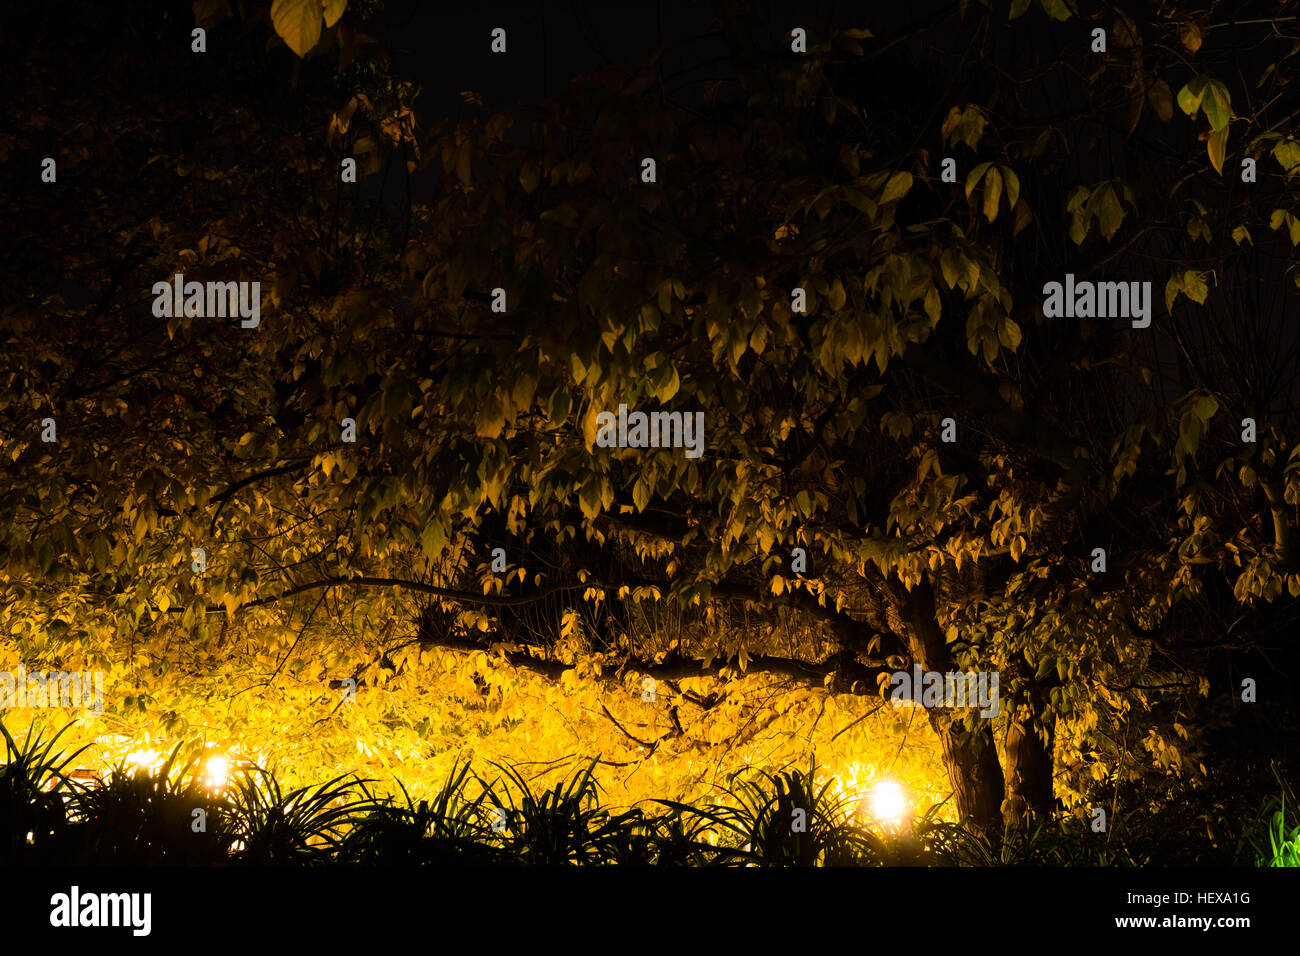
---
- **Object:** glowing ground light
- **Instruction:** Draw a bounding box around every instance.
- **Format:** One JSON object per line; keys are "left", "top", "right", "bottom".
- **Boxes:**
{"left": 204, "top": 755, "right": 231, "bottom": 790}
{"left": 868, "top": 780, "right": 909, "bottom": 828}
{"left": 126, "top": 748, "right": 160, "bottom": 772}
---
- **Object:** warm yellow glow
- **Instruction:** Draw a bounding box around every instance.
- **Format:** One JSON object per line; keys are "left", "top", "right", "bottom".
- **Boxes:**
{"left": 126, "top": 748, "right": 160, "bottom": 771}
{"left": 204, "top": 755, "right": 231, "bottom": 789}
{"left": 5, "top": 663, "right": 955, "bottom": 820}
{"left": 868, "top": 779, "right": 908, "bottom": 827}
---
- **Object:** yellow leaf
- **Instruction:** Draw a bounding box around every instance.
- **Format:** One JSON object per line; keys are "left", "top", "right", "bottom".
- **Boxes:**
{"left": 924, "top": 286, "right": 941, "bottom": 324}
{"left": 998, "top": 316, "right": 1022, "bottom": 350}
{"left": 1039, "top": 0, "right": 1072, "bottom": 21}
{"left": 1148, "top": 79, "right": 1174, "bottom": 122}
{"left": 270, "top": 0, "right": 322, "bottom": 58}
{"left": 520, "top": 161, "right": 540, "bottom": 194}
{"left": 322, "top": 0, "right": 347, "bottom": 29}
{"left": 1113, "top": 11, "right": 1139, "bottom": 47}
{"left": 1182, "top": 270, "right": 1209, "bottom": 304}
{"left": 1095, "top": 185, "right": 1124, "bottom": 240}
{"left": 1165, "top": 275, "right": 1182, "bottom": 312}
{"left": 940, "top": 106, "right": 963, "bottom": 144}
{"left": 580, "top": 405, "right": 600, "bottom": 450}
{"left": 1207, "top": 127, "right": 1227, "bottom": 175}
{"left": 1274, "top": 138, "right": 1300, "bottom": 174}
{"left": 881, "top": 171, "right": 913, "bottom": 203}
{"left": 1001, "top": 166, "right": 1021, "bottom": 208}
{"left": 1180, "top": 21, "right": 1203, "bottom": 53}
{"left": 983, "top": 166, "right": 1003, "bottom": 222}
{"left": 828, "top": 278, "right": 847, "bottom": 311}
{"left": 965, "top": 161, "right": 992, "bottom": 199}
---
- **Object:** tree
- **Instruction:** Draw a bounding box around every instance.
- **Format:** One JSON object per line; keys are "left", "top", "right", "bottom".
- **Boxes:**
{"left": 3, "top": 0, "right": 1298, "bottom": 840}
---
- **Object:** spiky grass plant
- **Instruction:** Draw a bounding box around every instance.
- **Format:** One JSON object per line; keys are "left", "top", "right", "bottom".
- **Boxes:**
{"left": 660, "top": 758, "right": 872, "bottom": 866}
{"left": 223, "top": 766, "right": 376, "bottom": 864}
{"left": 475, "top": 757, "right": 644, "bottom": 865}
{"left": 1242, "top": 765, "right": 1300, "bottom": 867}
{"left": 340, "top": 760, "right": 504, "bottom": 865}
{"left": 0, "top": 719, "right": 88, "bottom": 863}
{"left": 63, "top": 742, "right": 231, "bottom": 865}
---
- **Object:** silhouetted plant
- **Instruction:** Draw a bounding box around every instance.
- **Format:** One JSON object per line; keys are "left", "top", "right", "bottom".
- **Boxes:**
{"left": 340, "top": 760, "right": 503, "bottom": 865}
{"left": 224, "top": 766, "right": 375, "bottom": 864}
{"left": 0, "top": 720, "right": 86, "bottom": 864}
{"left": 62, "top": 743, "right": 231, "bottom": 865}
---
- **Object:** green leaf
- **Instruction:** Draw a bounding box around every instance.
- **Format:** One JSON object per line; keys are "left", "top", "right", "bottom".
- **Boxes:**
{"left": 1274, "top": 139, "right": 1300, "bottom": 174}
{"left": 1201, "top": 80, "right": 1231, "bottom": 131}
{"left": 1176, "top": 77, "right": 1206, "bottom": 117}
{"left": 270, "top": 0, "right": 323, "bottom": 58}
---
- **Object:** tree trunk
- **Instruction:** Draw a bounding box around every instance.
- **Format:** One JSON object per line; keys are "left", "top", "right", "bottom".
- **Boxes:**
{"left": 891, "top": 574, "right": 1005, "bottom": 840}
{"left": 1001, "top": 664, "right": 1056, "bottom": 828}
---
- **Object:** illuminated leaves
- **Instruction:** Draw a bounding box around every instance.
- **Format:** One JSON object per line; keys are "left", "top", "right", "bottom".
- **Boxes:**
{"left": 1164, "top": 269, "right": 1210, "bottom": 311}
{"left": 271, "top": 0, "right": 326, "bottom": 58}
{"left": 1010, "top": 0, "right": 1073, "bottom": 20}
{"left": 1206, "top": 127, "right": 1228, "bottom": 175}
{"left": 880, "top": 171, "right": 913, "bottom": 204}
{"left": 1274, "top": 138, "right": 1300, "bottom": 175}
{"left": 1175, "top": 392, "right": 1219, "bottom": 470}
{"left": 965, "top": 163, "right": 1020, "bottom": 223}
{"left": 940, "top": 104, "right": 989, "bottom": 150}
{"left": 1147, "top": 79, "right": 1175, "bottom": 123}
{"left": 1176, "top": 76, "right": 1222, "bottom": 127}
{"left": 322, "top": 0, "right": 346, "bottom": 28}
{"left": 1066, "top": 182, "right": 1130, "bottom": 243}
{"left": 1176, "top": 75, "right": 1233, "bottom": 172}
{"left": 1269, "top": 208, "right": 1300, "bottom": 246}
